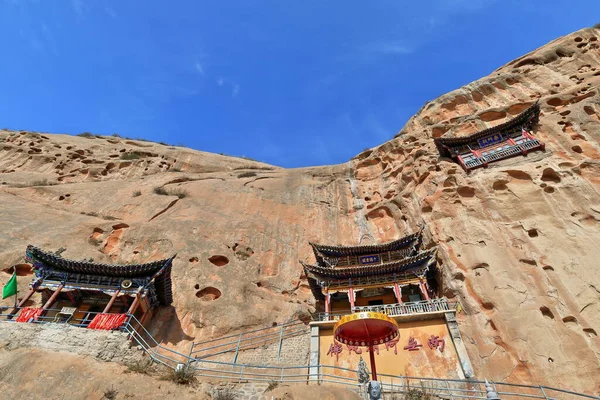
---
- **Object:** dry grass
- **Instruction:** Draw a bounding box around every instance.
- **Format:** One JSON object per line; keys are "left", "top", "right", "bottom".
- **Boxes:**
{"left": 210, "top": 386, "right": 237, "bottom": 400}
{"left": 160, "top": 366, "right": 196, "bottom": 385}
{"left": 120, "top": 152, "right": 143, "bottom": 160}
{"left": 153, "top": 186, "right": 189, "bottom": 199}
{"left": 102, "top": 387, "right": 118, "bottom": 400}
{"left": 265, "top": 381, "right": 279, "bottom": 392}
{"left": 124, "top": 359, "right": 153, "bottom": 375}
{"left": 12, "top": 179, "right": 57, "bottom": 188}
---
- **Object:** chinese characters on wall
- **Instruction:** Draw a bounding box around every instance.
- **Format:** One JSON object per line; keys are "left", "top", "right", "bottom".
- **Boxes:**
{"left": 328, "top": 335, "right": 445, "bottom": 358}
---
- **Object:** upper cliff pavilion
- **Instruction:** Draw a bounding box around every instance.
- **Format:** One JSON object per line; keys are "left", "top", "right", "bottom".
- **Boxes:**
{"left": 434, "top": 102, "right": 543, "bottom": 171}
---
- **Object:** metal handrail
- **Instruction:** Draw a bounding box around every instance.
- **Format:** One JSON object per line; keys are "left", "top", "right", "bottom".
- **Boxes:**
{"left": 1, "top": 307, "right": 598, "bottom": 399}
{"left": 190, "top": 319, "right": 310, "bottom": 360}
{"left": 315, "top": 298, "right": 455, "bottom": 321}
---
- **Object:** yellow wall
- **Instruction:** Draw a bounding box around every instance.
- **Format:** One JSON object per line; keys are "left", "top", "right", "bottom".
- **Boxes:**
{"left": 318, "top": 319, "right": 462, "bottom": 383}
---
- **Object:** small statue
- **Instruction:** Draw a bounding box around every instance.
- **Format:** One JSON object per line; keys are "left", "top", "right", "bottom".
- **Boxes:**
{"left": 357, "top": 356, "right": 370, "bottom": 385}
{"left": 367, "top": 381, "right": 382, "bottom": 400}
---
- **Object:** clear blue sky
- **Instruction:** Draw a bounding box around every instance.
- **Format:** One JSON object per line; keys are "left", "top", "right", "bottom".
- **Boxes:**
{"left": 0, "top": 1, "right": 598, "bottom": 167}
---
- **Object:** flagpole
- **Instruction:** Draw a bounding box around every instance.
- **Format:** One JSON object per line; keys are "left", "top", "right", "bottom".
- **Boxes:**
{"left": 13, "top": 268, "right": 17, "bottom": 308}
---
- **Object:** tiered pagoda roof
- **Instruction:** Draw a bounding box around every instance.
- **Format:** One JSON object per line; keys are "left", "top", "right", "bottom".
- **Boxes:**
{"left": 301, "top": 231, "right": 437, "bottom": 300}
{"left": 434, "top": 101, "right": 540, "bottom": 157}
{"left": 25, "top": 245, "right": 175, "bottom": 305}
{"left": 309, "top": 231, "right": 422, "bottom": 266}
{"left": 302, "top": 248, "right": 436, "bottom": 279}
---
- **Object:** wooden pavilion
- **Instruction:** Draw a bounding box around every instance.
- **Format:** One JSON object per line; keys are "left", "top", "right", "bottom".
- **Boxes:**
{"left": 434, "top": 102, "right": 543, "bottom": 171}
{"left": 12, "top": 245, "right": 175, "bottom": 330}
{"left": 300, "top": 230, "right": 439, "bottom": 318}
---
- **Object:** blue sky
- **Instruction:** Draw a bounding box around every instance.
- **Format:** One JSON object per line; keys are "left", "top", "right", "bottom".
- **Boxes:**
{"left": 0, "top": 1, "right": 598, "bottom": 167}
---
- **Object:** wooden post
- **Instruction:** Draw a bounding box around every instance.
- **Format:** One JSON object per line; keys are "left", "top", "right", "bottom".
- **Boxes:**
{"left": 17, "top": 287, "right": 37, "bottom": 307}
{"left": 7, "top": 286, "right": 38, "bottom": 320}
{"left": 42, "top": 284, "right": 64, "bottom": 311}
{"left": 393, "top": 283, "right": 403, "bottom": 304}
{"left": 419, "top": 280, "right": 430, "bottom": 301}
{"left": 369, "top": 345, "right": 378, "bottom": 381}
{"left": 324, "top": 291, "right": 330, "bottom": 320}
{"left": 102, "top": 289, "right": 120, "bottom": 314}
{"left": 127, "top": 291, "right": 142, "bottom": 315}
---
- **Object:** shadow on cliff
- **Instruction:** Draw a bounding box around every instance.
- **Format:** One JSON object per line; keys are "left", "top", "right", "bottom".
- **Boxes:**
{"left": 147, "top": 306, "right": 194, "bottom": 345}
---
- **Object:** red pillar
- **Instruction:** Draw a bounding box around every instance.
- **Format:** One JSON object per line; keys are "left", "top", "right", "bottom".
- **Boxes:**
{"left": 348, "top": 287, "right": 355, "bottom": 310}
{"left": 324, "top": 291, "right": 330, "bottom": 318}
{"left": 393, "top": 283, "right": 403, "bottom": 304}
{"left": 369, "top": 345, "right": 378, "bottom": 381}
{"left": 419, "top": 280, "right": 430, "bottom": 301}
{"left": 17, "top": 287, "right": 37, "bottom": 308}
{"left": 102, "top": 289, "right": 120, "bottom": 314}
{"left": 127, "top": 292, "right": 141, "bottom": 315}
{"left": 42, "top": 284, "right": 64, "bottom": 311}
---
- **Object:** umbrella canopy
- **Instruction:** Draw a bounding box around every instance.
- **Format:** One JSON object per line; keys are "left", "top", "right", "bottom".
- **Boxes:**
{"left": 333, "top": 311, "right": 399, "bottom": 346}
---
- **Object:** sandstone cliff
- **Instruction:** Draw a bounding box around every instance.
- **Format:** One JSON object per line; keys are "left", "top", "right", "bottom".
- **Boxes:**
{"left": 1, "top": 27, "right": 599, "bottom": 395}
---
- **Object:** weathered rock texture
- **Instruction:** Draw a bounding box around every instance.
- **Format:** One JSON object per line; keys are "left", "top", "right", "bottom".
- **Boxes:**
{"left": 0, "top": 348, "right": 360, "bottom": 399}
{"left": 1, "top": 27, "right": 599, "bottom": 395}
{"left": 0, "top": 321, "right": 143, "bottom": 364}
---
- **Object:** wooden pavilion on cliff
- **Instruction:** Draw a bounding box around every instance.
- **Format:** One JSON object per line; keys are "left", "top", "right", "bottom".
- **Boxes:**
{"left": 434, "top": 101, "right": 543, "bottom": 172}
{"left": 300, "top": 230, "right": 447, "bottom": 320}
{"left": 302, "top": 231, "right": 475, "bottom": 381}
{"left": 8, "top": 245, "right": 175, "bottom": 331}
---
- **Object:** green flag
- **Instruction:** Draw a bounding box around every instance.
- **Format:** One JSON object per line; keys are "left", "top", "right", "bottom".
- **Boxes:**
{"left": 2, "top": 271, "right": 17, "bottom": 299}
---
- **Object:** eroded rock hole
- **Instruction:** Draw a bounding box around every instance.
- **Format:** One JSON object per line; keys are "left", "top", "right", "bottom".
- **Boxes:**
{"left": 572, "top": 145, "right": 583, "bottom": 154}
{"left": 528, "top": 229, "right": 539, "bottom": 238}
{"left": 208, "top": 255, "right": 229, "bottom": 267}
{"left": 194, "top": 284, "right": 200, "bottom": 289}
{"left": 457, "top": 186, "right": 475, "bottom": 198}
{"left": 492, "top": 180, "right": 508, "bottom": 191}
{"left": 540, "top": 306, "right": 554, "bottom": 320}
{"left": 112, "top": 223, "right": 129, "bottom": 230}
{"left": 196, "top": 287, "right": 222, "bottom": 301}
{"left": 583, "top": 328, "right": 597, "bottom": 337}
{"left": 189, "top": 257, "right": 199, "bottom": 263}
{"left": 544, "top": 186, "right": 555, "bottom": 193}
{"left": 541, "top": 168, "right": 561, "bottom": 183}
{"left": 3, "top": 264, "right": 33, "bottom": 276}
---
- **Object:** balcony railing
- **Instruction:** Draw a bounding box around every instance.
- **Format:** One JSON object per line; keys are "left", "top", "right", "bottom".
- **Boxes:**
{"left": 314, "top": 298, "right": 455, "bottom": 322}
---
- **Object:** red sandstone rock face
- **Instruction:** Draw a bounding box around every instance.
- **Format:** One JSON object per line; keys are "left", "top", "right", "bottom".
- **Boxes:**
{"left": 1, "top": 27, "right": 599, "bottom": 395}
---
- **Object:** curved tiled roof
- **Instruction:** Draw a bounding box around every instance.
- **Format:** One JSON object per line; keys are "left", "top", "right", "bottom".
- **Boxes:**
{"left": 301, "top": 248, "right": 436, "bottom": 280}
{"left": 309, "top": 231, "right": 422, "bottom": 261}
{"left": 434, "top": 101, "right": 540, "bottom": 149}
{"left": 26, "top": 245, "right": 173, "bottom": 278}
{"left": 26, "top": 245, "right": 175, "bottom": 305}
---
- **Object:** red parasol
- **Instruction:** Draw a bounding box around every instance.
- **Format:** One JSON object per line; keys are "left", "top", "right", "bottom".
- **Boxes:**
{"left": 333, "top": 311, "right": 399, "bottom": 381}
